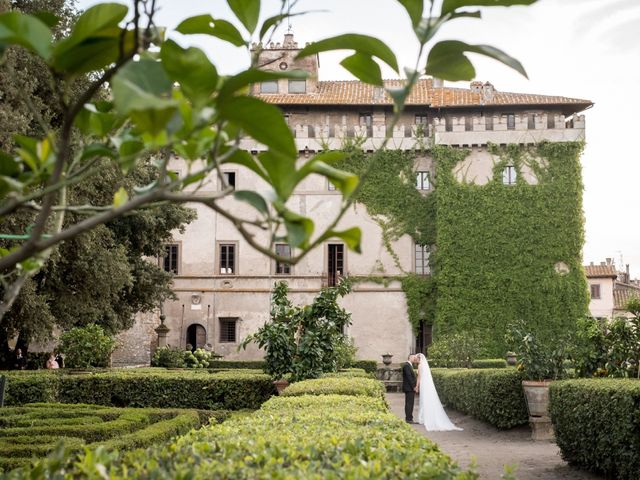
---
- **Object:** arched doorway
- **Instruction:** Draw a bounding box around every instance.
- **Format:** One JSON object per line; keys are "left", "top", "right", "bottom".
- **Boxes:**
{"left": 186, "top": 324, "right": 206, "bottom": 351}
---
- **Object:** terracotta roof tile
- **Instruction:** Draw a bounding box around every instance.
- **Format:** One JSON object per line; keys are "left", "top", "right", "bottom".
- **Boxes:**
{"left": 256, "top": 79, "right": 592, "bottom": 110}
{"left": 584, "top": 264, "right": 618, "bottom": 278}
{"left": 614, "top": 285, "right": 640, "bottom": 310}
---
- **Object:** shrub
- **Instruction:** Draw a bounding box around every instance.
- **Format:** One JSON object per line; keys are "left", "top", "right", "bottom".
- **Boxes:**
{"left": 334, "top": 336, "right": 358, "bottom": 369}
{"left": 59, "top": 324, "right": 116, "bottom": 368}
{"left": 0, "top": 403, "right": 210, "bottom": 472}
{"left": 428, "top": 333, "right": 484, "bottom": 368}
{"left": 431, "top": 368, "right": 528, "bottom": 428}
{"left": 470, "top": 358, "right": 507, "bottom": 369}
{"left": 506, "top": 321, "right": 568, "bottom": 381}
{"left": 281, "top": 376, "right": 385, "bottom": 399}
{"left": 207, "top": 360, "right": 266, "bottom": 370}
{"left": 350, "top": 359, "right": 377, "bottom": 373}
{"left": 11, "top": 381, "right": 477, "bottom": 479}
{"left": 2, "top": 370, "right": 275, "bottom": 410}
{"left": 322, "top": 368, "right": 373, "bottom": 378}
{"left": 151, "top": 347, "right": 186, "bottom": 368}
{"left": 550, "top": 379, "right": 640, "bottom": 480}
{"left": 25, "top": 352, "right": 49, "bottom": 370}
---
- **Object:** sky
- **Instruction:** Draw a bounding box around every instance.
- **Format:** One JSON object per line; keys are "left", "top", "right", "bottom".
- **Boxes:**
{"left": 78, "top": 0, "right": 640, "bottom": 277}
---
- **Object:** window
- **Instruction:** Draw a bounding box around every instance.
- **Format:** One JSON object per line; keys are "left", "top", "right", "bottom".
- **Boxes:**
{"left": 528, "top": 113, "right": 536, "bottom": 130}
{"left": 415, "top": 114, "right": 428, "bottom": 125}
{"left": 485, "top": 116, "right": 494, "bottom": 131}
{"left": 506, "top": 113, "right": 516, "bottom": 130}
{"left": 415, "top": 244, "right": 430, "bottom": 275}
{"left": 547, "top": 115, "right": 555, "bottom": 129}
{"left": 260, "top": 80, "right": 278, "bottom": 93}
{"left": 590, "top": 284, "right": 601, "bottom": 300}
{"left": 288, "top": 80, "right": 306, "bottom": 93}
{"left": 275, "top": 243, "right": 292, "bottom": 275}
{"left": 502, "top": 165, "right": 517, "bottom": 185}
{"left": 359, "top": 113, "right": 372, "bottom": 126}
{"left": 222, "top": 171, "right": 236, "bottom": 189}
{"left": 161, "top": 244, "right": 179, "bottom": 274}
{"left": 445, "top": 116, "right": 453, "bottom": 132}
{"left": 219, "top": 243, "right": 236, "bottom": 275}
{"left": 465, "top": 116, "right": 473, "bottom": 131}
{"left": 328, "top": 244, "right": 344, "bottom": 287}
{"left": 219, "top": 318, "right": 238, "bottom": 343}
{"left": 416, "top": 171, "right": 430, "bottom": 190}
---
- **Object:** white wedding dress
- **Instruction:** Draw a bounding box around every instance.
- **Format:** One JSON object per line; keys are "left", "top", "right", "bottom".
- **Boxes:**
{"left": 417, "top": 353, "right": 463, "bottom": 431}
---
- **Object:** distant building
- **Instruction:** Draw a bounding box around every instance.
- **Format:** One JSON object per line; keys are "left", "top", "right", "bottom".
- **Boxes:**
{"left": 585, "top": 259, "right": 640, "bottom": 318}
{"left": 112, "top": 34, "right": 592, "bottom": 366}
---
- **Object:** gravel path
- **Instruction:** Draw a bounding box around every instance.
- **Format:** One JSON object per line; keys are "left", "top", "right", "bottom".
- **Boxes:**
{"left": 386, "top": 393, "right": 603, "bottom": 480}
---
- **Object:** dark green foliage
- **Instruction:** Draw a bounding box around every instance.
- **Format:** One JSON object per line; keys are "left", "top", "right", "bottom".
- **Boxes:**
{"left": 0, "top": 403, "right": 209, "bottom": 472}
{"left": 207, "top": 360, "right": 267, "bottom": 370}
{"left": 59, "top": 324, "right": 115, "bottom": 368}
{"left": 2, "top": 370, "right": 275, "bottom": 410}
{"left": 431, "top": 368, "right": 528, "bottom": 428}
{"left": 507, "top": 320, "right": 568, "bottom": 381}
{"left": 281, "top": 376, "right": 385, "bottom": 398}
{"left": 349, "top": 360, "right": 378, "bottom": 373}
{"left": 433, "top": 143, "right": 589, "bottom": 355}
{"left": 549, "top": 379, "right": 640, "bottom": 479}
{"left": 241, "top": 279, "right": 354, "bottom": 381}
{"left": 470, "top": 359, "right": 507, "bottom": 369}
{"left": 427, "top": 332, "right": 484, "bottom": 368}
{"left": 8, "top": 379, "right": 476, "bottom": 479}
{"left": 152, "top": 346, "right": 219, "bottom": 369}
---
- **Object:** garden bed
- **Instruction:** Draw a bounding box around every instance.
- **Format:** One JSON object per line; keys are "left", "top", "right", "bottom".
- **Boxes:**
{"left": 2, "top": 369, "right": 275, "bottom": 410}
{"left": 550, "top": 378, "right": 640, "bottom": 480}
{"left": 0, "top": 403, "right": 222, "bottom": 472}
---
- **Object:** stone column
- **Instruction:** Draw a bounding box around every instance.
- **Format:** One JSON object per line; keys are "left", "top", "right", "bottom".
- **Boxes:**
{"left": 155, "top": 314, "right": 170, "bottom": 348}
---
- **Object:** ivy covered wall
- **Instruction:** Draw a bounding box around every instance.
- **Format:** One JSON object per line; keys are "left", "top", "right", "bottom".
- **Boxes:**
{"left": 432, "top": 143, "right": 589, "bottom": 356}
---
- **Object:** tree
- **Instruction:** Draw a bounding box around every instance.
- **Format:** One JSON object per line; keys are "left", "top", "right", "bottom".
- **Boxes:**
{"left": 0, "top": 0, "right": 536, "bottom": 323}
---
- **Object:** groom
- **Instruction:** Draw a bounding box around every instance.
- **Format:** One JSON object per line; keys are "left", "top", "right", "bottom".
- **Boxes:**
{"left": 402, "top": 354, "right": 418, "bottom": 423}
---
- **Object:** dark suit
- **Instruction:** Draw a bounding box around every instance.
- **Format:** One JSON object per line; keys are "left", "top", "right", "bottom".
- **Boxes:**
{"left": 402, "top": 361, "right": 417, "bottom": 422}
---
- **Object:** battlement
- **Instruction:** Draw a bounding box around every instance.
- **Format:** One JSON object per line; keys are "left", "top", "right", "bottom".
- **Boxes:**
{"left": 239, "top": 113, "right": 586, "bottom": 152}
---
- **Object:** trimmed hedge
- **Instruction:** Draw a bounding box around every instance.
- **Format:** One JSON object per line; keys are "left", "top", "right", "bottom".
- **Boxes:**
{"left": 281, "top": 376, "right": 386, "bottom": 399}
{"left": 0, "top": 403, "right": 215, "bottom": 472}
{"left": 2, "top": 370, "right": 275, "bottom": 410}
{"left": 350, "top": 359, "right": 378, "bottom": 373}
{"left": 470, "top": 358, "right": 507, "bottom": 369}
{"left": 550, "top": 379, "right": 640, "bottom": 479}
{"left": 431, "top": 368, "right": 528, "bottom": 428}
{"left": 11, "top": 378, "right": 476, "bottom": 479}
{"left": 206, "top": 359, "right": 379, "bottom": 373}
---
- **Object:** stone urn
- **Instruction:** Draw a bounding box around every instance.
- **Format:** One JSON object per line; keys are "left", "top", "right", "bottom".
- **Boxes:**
{"left": 506, "top": 352, "right": 517, "bottom": 366}
{"left": 273, "top": 379, "right": 289, "bottom": 395}
{"left": 381, "top": 353, "right": 393, "bottom": 366}
{"left": 522, "top": 380, "right": 553, "bottom": 440}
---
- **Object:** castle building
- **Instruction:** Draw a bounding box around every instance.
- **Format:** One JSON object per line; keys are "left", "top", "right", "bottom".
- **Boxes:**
{"left": 112, "top": 34, "right": 592, "bottom": 366}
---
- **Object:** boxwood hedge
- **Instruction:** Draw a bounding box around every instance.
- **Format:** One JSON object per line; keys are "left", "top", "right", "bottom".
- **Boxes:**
{"left": 281, "top": 376, "right": 386, "bottom": 399}
{"left": 8, "top": 378, "right": 477, "bottom": 479}
{"left": 2, "top": 369, "right": 275, "bottom": 410}
{"left": 431, "top": 368, "right": 528, "bottom": 428}
{"left": 0, "top": 403, "right": 218, "bottom": 472}
{"left": 549, "top": 379, "right": 640, "bottom": 480}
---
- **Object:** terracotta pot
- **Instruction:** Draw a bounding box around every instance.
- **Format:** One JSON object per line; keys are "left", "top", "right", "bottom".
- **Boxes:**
{"left": 522, "top": 380, "right": 551, "bottom": 417}
{"left": 273, "top": 379, "right": 289, "bottom": 394}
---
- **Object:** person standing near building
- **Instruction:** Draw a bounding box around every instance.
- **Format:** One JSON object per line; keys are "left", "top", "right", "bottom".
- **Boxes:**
{"left": 402, "top": 354, "right": 418, "bottom": 423}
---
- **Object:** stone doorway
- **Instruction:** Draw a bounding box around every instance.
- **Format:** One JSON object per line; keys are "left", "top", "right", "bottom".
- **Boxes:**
{"left": 186, "top": 324, "right": 206, "bottom": 351}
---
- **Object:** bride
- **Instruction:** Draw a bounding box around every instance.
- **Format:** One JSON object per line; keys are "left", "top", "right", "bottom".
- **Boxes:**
{"left": 416, "top": 353, "right": 463, "bottom": 431}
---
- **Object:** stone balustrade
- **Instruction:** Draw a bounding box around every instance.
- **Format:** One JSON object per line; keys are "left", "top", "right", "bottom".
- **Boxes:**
{"left": 239, "top": 113, "right": 585, "bottom": 152}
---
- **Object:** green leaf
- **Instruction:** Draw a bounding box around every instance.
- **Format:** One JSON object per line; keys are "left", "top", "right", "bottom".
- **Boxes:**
{"left": 0, "top": 12, "right": 52, "bottom": 59}
{"left": 396, "top": 0, "right": 423, "bottom": 26}
{"left": 220, "top": 149, "right": 269, "bottom": 183}
{"left": 80, "top": 143, "right": 116, "bottom": 161}
{"left": 160, "top": 40, "right": 219, "bottom": 105}
{"left": 339, "top": 52, "right": 383, "bottom": 86}
{"left": 297, "top": 34, "right": 399, "bottom": 73}
{"left": 234, "top": 190, "right": 269, "bottom": 216}
{"left": 176, "top": 15, "right": 246, "bottom": 47}
{"left": 113, "top": 187, "right": 129, "bottom": 207}
{"left": 256, "top": 150, "right": 296, "bottom": 198}
{"left": 0, "top": 152, "right": 22, "bottom": 177}
{"left": 275, "top": 206, "right": 314, "bottom": 248}
{"left": 258, "top": 12, "right": 309, "bottom": 40}
{"left": 111, "top": 58, "right": 178, "bottom": 134}
{"left": 425, "top": 40, "right": 527, "bottom": 81}
{"left": 32, "top": 11, "right": 59, "bottom": 29}
{"left": 218, "top": 96, "right": 296, "bottom": 159}
{"left": 307, "top": 162, "right": 359, "bottom": 198}
{"left": 441, "top": 0, "right": 537, "bottom": 16}
{"left": 318, "top": 227, "right": 362, "bottom": 253}
{"left": 54, "top": 3, "right": 128, "bottom": 53}
{"left": 228, "top": 0, "right": 260, "bottom": 33}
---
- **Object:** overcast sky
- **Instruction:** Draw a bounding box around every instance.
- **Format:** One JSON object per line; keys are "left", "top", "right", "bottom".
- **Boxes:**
{"left": 78, "top": 0, "right": 640, "bottom": 277}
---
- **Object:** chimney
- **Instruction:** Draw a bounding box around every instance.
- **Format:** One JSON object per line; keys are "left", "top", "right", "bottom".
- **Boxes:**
{"left": 482, "top": 81, "right": 495, "bottom": 103}
{"left": 606, "top": 257, "right": 612, "bottom": 265}
{"left": 470, "top": 81, "right": 483, "bottom": 93}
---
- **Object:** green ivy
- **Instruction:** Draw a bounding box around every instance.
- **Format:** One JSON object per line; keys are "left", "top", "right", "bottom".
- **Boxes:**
{"left": 432, "top": 142, "right": 589, "bottom": 356}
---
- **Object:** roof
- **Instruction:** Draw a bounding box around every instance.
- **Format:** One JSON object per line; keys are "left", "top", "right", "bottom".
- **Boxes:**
{"left": 256, "top": 78, "right": 593, "bottom": 112}
{"left": 584, "top": 264, "right": 618, "bottom": 278}
{"left": 614, "top": 284, "right": 640, "bottom": 310}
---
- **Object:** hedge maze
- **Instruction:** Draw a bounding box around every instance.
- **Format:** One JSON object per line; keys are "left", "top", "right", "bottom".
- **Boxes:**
{"left": 0, "top": 403, "right": 215, "bottom": 472}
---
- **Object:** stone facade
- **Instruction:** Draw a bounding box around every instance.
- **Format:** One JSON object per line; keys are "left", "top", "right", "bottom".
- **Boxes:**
{"left": 112, "top": 34, "right": 591, "bottom": 366}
